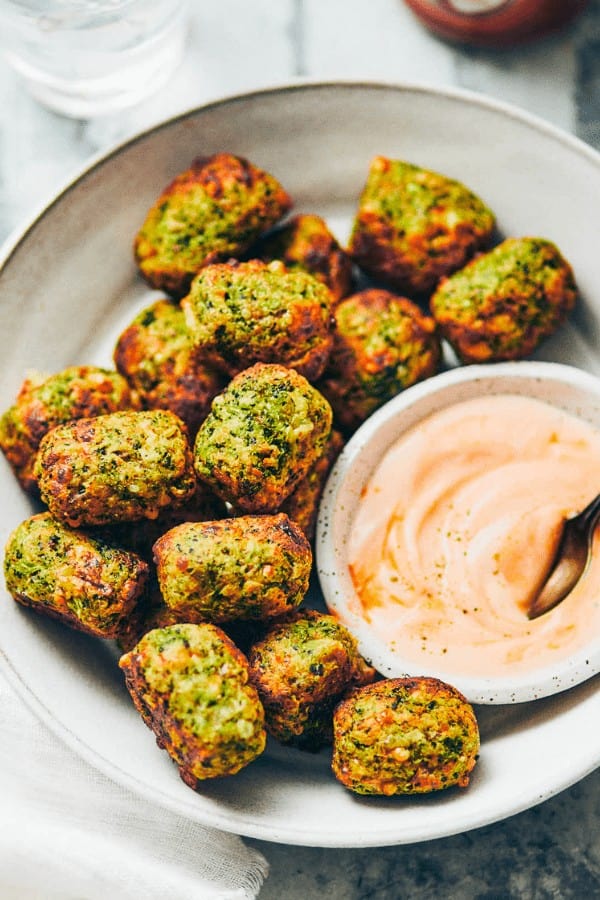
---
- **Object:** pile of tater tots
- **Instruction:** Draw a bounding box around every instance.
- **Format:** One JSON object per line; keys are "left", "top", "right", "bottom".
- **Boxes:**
{"left": 1, "top": 150, "right": 577, "bottom": 796}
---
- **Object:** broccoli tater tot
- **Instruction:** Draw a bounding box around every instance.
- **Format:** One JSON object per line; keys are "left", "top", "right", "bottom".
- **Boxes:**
{"left": 252, "top": 213, "right": 353, "bottom": 303}
{"left": 35, "top": 409, "right": 196, "bottom": 527}
{"left": 193, "top": 363, "right": 333, "bottom": 513}
{"left": 114, "top": 298, "right": 225, "bottom": 437}
{"left": 332, "top": 676, "right": 480, "bottom": 795}
{"left": 119, "top": 623, "right": 266, "bottom": 785}
{"left": 134, "top": 153, "right": 292, "bottom": 298}
{"left": 0, "top": 365, "right": 137, "bottom": 493}
{"left": 430, "top": 236, "right": 577, "bottom": 362}
{"left": 182, "top": 259, "right": 334, "bottom": 381}
{"left": 349, "top": 156, "right": 495, "bottom": 296}
{"left": 317, "top": 289, "right": 440, "bottom": 432}
{"left": 247, "top": 610, "right": 376, "bottom": 751}
{"left": 153, "top": 513, "right": 311, "bottom": 622}
{"left": 4, "top": 512, "right": 149, "bottom": 638}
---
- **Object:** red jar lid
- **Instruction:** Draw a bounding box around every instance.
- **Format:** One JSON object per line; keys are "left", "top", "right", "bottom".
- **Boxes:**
{"left": 403, "top": 0, "right": 589, "bottom": 47}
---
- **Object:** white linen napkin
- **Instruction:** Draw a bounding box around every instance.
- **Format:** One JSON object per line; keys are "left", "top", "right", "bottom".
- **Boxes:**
{"left": 0, "top": 672, "right": 269, "bottom": 900}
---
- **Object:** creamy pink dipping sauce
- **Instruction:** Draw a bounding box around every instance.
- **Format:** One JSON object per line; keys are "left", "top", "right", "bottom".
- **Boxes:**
{"left": 348, "top": 394, "right": 600, "bottom": 679}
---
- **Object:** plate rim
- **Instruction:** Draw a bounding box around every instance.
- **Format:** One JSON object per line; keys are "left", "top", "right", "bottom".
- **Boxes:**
{"left": 2, "top": 79, "right": 600, "bottom": 847}
{"left": 3, "top": 644, "right": 600, "bottom": 848}
{"left": 2, "top": 77, "right": 600, "bottom": 269}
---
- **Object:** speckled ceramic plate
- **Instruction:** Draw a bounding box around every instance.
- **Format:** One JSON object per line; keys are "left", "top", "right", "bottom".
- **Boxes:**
{"left": 1, "top": 82, "right": 599, "bottom": 847}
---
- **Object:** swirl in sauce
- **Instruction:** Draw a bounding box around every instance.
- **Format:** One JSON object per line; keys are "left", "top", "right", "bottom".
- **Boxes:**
{"left": 348, "top": 395, "right": 600, "bottom": 678}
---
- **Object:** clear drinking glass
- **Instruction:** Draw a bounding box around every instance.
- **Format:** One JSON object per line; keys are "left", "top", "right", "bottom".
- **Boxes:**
{"left": 0, "top": 0, "right": 189, "bottom": 117}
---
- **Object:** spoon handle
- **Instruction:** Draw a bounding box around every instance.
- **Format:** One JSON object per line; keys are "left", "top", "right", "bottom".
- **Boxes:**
{"left": 576, "top": 492, "right": 600, "bottom": 537}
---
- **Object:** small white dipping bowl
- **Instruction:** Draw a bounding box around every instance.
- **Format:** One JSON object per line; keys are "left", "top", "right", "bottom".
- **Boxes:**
{"left": 316, "top": 360, "right": 600, "bottom": 704}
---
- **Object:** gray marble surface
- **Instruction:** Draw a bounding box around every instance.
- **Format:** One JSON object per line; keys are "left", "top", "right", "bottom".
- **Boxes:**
{"left": 251, "top": 768, "right": 600, "bottom": 897}
{"left": 1, "top": 2, "right": 600, "bottom": 897}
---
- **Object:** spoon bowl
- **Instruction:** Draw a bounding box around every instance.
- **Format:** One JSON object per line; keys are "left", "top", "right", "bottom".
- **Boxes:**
{"left": 527, "top": 493, "right": 600, "bottom": 620}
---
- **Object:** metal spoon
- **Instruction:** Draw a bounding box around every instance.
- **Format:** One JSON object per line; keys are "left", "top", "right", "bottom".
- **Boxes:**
{"left": 527, "top": 492, "right": 600, "bottom": 620}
